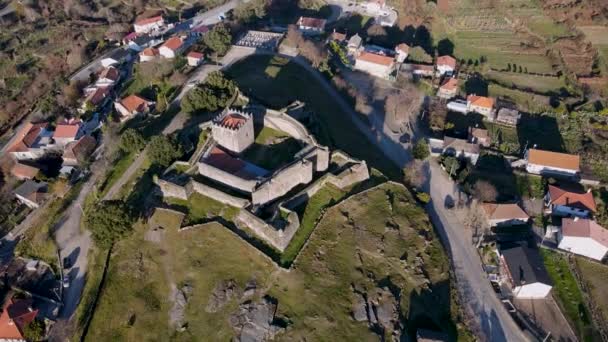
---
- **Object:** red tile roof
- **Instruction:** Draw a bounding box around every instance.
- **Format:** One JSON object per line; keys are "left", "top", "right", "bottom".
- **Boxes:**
{"left": 527, "top": 149, "right": 580, "bottom": 171}
{"left": 187, "top": 51, "right": 204, "bottom": 59}
{"left": 440, "top": 77, "right": 458, "bottom": 91}
{"left": 120, "top": 94, "right": 148, "bottom": 113}
{"left": 437, "top": 55, "right": 457, "bottom": 68}
{"left": 467, "top": 95, "right": 495, "bottom": 109}
{"left": 140, "top": 47, "right": 159, "bottom": 57}
{"left": 7, "top": 122, "right": 48, "bottom": 153}
{"left": 98, "top": 66, "right": 120, "bottom": 81}
{"left": 562, "top": 218, "right": 608, "bottom": 248}
{"left": 395, "top": 43, "right": 410, "bottom": 53}
{"left": 0, "top": 297, "right": 38, "bottom": 340}
{"left": 63, "top": 136, "right": 97, "bottom": 162}
{"left": 11, "top": 163, "right": 40, "bottom": 180}
{"left": 85, "top": 86, "right": 111, "bottom": 106}
{"left": 219, "top": 113, "right": 247, "bottom": 129}
{"left": 357, "top": 51, "right": 395, "bottom": 66}
{"left": 548, "top": 185, "right": 596, "bottom": 212}
{"left": 53, "top": 123, "right": 80, "bottom": 139}
{"left": 161, "top": 37, "right": 183, "bottom": 51}
{"left": 297, "top": 16, "right": 327, "bottom": 29}
{"left": 205, "top": 146, "right": 247, "bottom": 174}
{"left": 482, "top": 203, "right": 529, "bottom": 220}
{"left": 135, "top": 15, "right": 163, "bottom": 26}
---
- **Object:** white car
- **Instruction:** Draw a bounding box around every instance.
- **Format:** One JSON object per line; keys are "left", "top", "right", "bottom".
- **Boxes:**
{"left": 63, "top": 277, "right": 70, "bottom": 288}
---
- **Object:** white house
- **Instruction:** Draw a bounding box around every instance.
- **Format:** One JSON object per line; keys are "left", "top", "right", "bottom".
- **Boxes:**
{"left": 482, "top": 203, "right": 529, "bottom": 227}
{"left": 495, "top": 108, "right": 521, "bottom": 126}
{"left": 436, "top": 55, "right": 457, "bottom": 76}
{"left": 558, "top": 218, "right": 608, "bottom": 261}
{"left": 133, "top": 16, "right": 165, "bottom": 34}
{"left": 7, "top": 122, "right": 54, "bottom": 160}
{"left": 114, "top": 94, "right": 155, "bottom": 121}
{"left": 100, "top": 49, "right": 131, "bottom": 68}
{"left": 545, "top": 184, "right": 596, "bottom": 218}
{"left": 53, "top": 120, "right": 82, "bottom": 147}
{"left": 296, "top": 16, "right": 326, "bottom": 35}
{"left": 354, "top": 51, "right": 395, "bottom": 79}
{"left": 525, "top": 149, "right": 579, "bottom": 177}
{"left": 347, "top": 34, "right": 362, "bottom": 55}
{"left": 159, "top": 37, "right": 184, "bottom": 59}
{"left": 466, "top": 94, "right": 495, "bottom": 117}
{"left": 139, "top": 47, "right": 159, "bottom": 62}
{"left": 127, "top": 35, "right": 162, "bottom": 52}
{"left": 95, "top": 66, "right": 120, "bottom": 87}
{"left": 499, "top": 243, "right": 552, "bottom": 299}
{"left": 394, "top": 43, "right": 409, "bottom": 63}
{"left": 187, "top": 51, "right": 204, "bottom": 67}
{"left": 442, "top": 137, "right": 480, "bottom": 164}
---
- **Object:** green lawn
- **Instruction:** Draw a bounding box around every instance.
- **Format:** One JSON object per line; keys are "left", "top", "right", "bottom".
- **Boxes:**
{"left": 225, "top": 55, "right": 400, "bottom": 179}
{"left": 164, "top": 192, "right": 239, "bottom": 225}
{"left": 488, "top": 84, "right": 553, "bottom": 113}
{"left": 575, "top": 257, "right": 608, "bottom": 328}
{"left": 98, "top": 151, "right": 136, "bottom": 198}
{"left": 541, "top": 249, "right": 597, "bottom": 341}
{"left": 242, "top": 126, "right": 302, "bottom": 170}
{"left": 486, "top": 71, "right": 566, "bottom": 94}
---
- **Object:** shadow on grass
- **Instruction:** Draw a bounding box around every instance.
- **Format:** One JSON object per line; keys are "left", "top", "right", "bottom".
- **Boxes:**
{"left": 466, "top": 153, "right": 519, "bottom": 201}
{"left": 517, "top": 113, "right": 564, "bottom": 152}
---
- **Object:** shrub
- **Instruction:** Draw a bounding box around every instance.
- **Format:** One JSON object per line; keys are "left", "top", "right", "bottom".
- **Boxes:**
{"left": 412, "top": 139, "right": 430, "bottom": 160}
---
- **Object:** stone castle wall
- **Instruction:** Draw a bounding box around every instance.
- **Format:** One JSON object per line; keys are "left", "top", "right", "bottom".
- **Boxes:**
{"left": 156, "top": 178, "right": 188, "bottom": 200}
{"left": 236, "top": 208, "right": 300, "bottom": 252}
{"left": 186, "top": 181, "right": 250, "bottom": 208}
{"left": 197, "top": 162, "right": 258, "bottom": 193}
{"left": 251, "top": 159, "right": 314, "bottom": 205}
{"left": 212, "top": 110, "right": 254, "bottom": 153}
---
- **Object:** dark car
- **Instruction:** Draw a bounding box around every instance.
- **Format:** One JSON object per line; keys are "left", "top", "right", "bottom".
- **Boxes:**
{"left": 63, "top": 257, "right": 72, "bottom": 269}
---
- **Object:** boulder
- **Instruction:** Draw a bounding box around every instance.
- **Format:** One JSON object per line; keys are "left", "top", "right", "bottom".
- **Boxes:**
{"left": 206, "top": 280, "right": 240, "bottom": 313}
{"left": 229, "top": 296, "right": 286, "bottom": 342}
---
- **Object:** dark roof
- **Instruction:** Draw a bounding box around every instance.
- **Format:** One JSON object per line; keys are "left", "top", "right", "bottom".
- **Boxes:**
{"left": 108, "top": 48, "right": 130, "bottom": 61}
{"left": 499, "top": 243, "right": 552, "bottom": 286}
{"left": 13, "top": 180, "right": 47, "bottom": 199}
{"left": 133, "top": 35, "right": 153, "bottom": 46}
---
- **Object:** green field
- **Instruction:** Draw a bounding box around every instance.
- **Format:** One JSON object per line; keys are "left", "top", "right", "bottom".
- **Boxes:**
{"left": 86, "top": 182, "right": 468, "bottom": 341}
{"left": 575, "top": 257, "right": 608, "bottom": 330}
{"left": 486, "top": 71, "right": 566, "bottom": 94}
{"left": 164, "top": 192, "right": 239, "bottom": 225}
{"left": 225, "top": 55, "right": 400, "bottom": 179}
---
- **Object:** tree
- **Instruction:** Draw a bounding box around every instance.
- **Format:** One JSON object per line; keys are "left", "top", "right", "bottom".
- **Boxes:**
{"left": 234, "top": 0, "right": 267, "bottom": 23}
{"left": 85, "top": 200, "right": 134, "bottom": 248}
{"left": 181, "top": 71, "right": 236, "bottom": 114}
{"left": 384, "top": 86, "right": 423, "bottom": 129}
{"left": 299, "top": 40, "right": 327, "bottom": 68}
{"left": 474, "top": 180, "right": 498, "bottom": 202}
{"left": 147, "top": 135, "right": 183, "bottom": 167}
{"left": 23, "top": 320, "right": 45, "bottom": 342}
{"left": 428, "top": 98, "right": 448, "bottom": 131}
{"left": 437, "top": 38, "right": 454, "bottom": 56}
{"left": 285, "top": 25, "right": 304, "bottom": 48}
{"left": 203, "top": 24, "right": 232, "bottom": 57}
{"left": 119, "top": 128, "right": 145, "bottom": 153}
{"left": 506, "top": 63, "right": 511, "bottom": 71}
{"left": 412, "top": 139, "right": 430, "bottom": 160}
{"left": 403, "top": 160, "right": 427, "bottom": 189}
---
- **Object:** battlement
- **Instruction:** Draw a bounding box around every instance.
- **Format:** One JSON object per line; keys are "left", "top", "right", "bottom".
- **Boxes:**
{"left": 212, "top": 108, "right": 254, "bottom": 153}
{"left": 212, "top": 109, "right": 253, "bottom": 131}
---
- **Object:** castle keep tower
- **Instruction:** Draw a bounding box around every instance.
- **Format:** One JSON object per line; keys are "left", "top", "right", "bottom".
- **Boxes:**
{"left": 211, "top": 109, "right": 254, "bottom": 153}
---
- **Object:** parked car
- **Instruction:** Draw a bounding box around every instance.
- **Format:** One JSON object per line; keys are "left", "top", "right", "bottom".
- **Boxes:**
{"left": 63, "top": 277, "right": 70, "bottom": 288}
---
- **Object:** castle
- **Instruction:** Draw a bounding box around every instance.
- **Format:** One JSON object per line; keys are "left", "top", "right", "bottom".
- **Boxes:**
{"left": 211, "top": 109, "right": 254, "bottom": 153}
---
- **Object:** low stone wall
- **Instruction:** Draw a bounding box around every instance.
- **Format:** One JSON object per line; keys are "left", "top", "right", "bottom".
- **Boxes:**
{"left": 235, "top": 208, "right": 300, "bottom": 252}
{"left": 298, "top": 146, "right": 330, "bottom": 172}
{"left": 198, "top": 162, "right": 258, "bottom": 193}
{"left": 156, "top": 179, "right": 188, "bottom": 200}
{"left": 252, "top": 159, "right": 314, "bottom": 205}
{"left": 187, "top": 180, "right": 250, "bottom": 208}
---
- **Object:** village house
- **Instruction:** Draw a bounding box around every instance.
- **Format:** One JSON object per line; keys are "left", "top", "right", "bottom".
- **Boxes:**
{"left": 525, "top": 149, "right": 579, "bottom": 177}
{"left": 100, "top": 49, "right": 131, "bottom": 68}
{"left": 545, "top": 184, "right": 596, "bottom": 218}
{"left": 436, "top": 55, "right": 457, "bottom": 76}
{"left": 13, "top": 180, "right": 48, "bottom": 209}
{"left": 0, "top": 296, "right": 39, "bottom": 342}
{"left": 133, "top": 15, "right": 165, "bottom": 34}
{"left": 187, "top": 51, "right": 204, "bottom": 67}
{"left": 365, "top": 0, "right": 387, "bottom": 11}
{"left": 10, "top": 162, "right": 40, "bottom": 180}
{"left": 329, "top": 30, "right": 347, "bottom": 43}
{"left": 498, "top": 243, "right": 552, "bottom": 299}
{"left": 408, "top": 64, "right": 435, "bottom": 77}
{"left": 114, "top": 94, "right": 155, "bottom": 121}
{"left": 7, "top": 122, "right": 54, "bottom": 160}
{"left": 80, "top": 86, "right": 112, "bottom": 113}
{"left": 482, "top": 203, "right": 529, "bottom": 227}
{"left": 354, "top": 51, "right": 395, "bottom": 79}
{"left": 495, "top": 107, "right": 520, "bottom": 126}
{"left": 437, "top": 77, "right": 458, "bottom": 99}
{"left": 95, "top": 66, "right": 120, "bottom": 87}
{"left": 139, "top": 47, "right": 159, "bottom": 62}
{"left": 159, "top": 37, "right": 184, "bottom": 59}
{"left": 53, "top": 119, "right": 82, "bottom": 146}
{"left": 442, "top": 137, "right": 481, "bottom": 164}
{"left": 192, "top": 25, "right": 209, "bottom": 38}
{"left": 467, "top": 95, "right": 495, "bottom": 117}
{"left": 296, "top": 16, "right": 326, "bottom": 35}
{"left": 127, "top": 34, "right": 162, "bottom": 52}
{"left": 468, "top": 127, "right": 490, "bottom": 147}
{"left": 62, "top": 135, "right": 97, "bottom": 167}
{"left": 558, "top": 218, "right": 608, "bottom": 261}
{"left": 394, "top": 43, "right": 409, "bottom": 63}
{"left": 347, "top": 34, "right": 362, "bottom": 55}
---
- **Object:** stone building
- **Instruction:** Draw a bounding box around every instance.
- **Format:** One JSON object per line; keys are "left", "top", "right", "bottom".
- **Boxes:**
{"left": 212, "top": 109, "right": 255, "bottom": 154}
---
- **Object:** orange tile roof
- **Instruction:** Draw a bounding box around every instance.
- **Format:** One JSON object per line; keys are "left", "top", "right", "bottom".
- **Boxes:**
{"left": 562, "top": 218, "right": 608, "bottom": 248}
{"left": 120, "top": 94, "right": 148, "bottom": 113}
{"left": 482, "top": 203, "right": 529, "bottom": 220}
{"left": 63, "top": 135, "right": 97, "bottom": 162}
{"left": 135, "top": 15, "right": 163, "bottom": 26}
{"left": 187, "top": 51, "right": 204, "bottom": 59}
{"left": 85, "top": 86, "right": 111, "bottom": 106}
{"left": 467, "top": 95, "right": 495, "bottom": 109}
{"left": 548, "top": 184, "right": 596, "bottom": 212}
{"left": 396, "top": 43, "right": 410, "bottom": 53}
{"left": 161, "top": 37, "right": 183, "bottom": 51}
{"left": 357, "top": 51, "right": 394, "bottom": 66}
{"left": 440, "top": 77, "right": 458, "bottom": 91}
{"left": 140, "top": 47, "right": 159, "bottom": 56}
{"left": 437, "top": 55, "right": 457, "bottom": 68}
{"left": 527, "top": 149, "right": 580, "bottom": 171}
{"left": 297, "top": 16, "right": 326, "bottom": 29}
{"left": 7, "top": 122, "right": 48, "bottom": 153}
{"left": 11, "top": 163, "right": 40, "bottom": 179}
{"left": 0, "top": 297, "right": 38, "bottom": 340}
{"left": 98, "top": 66, "right": 120, "bottom": 81}
{"left": 53, "top": 123, "right": 80, "bottom": 139}
{"left": 219, "top": 113, "right": 247, "bottom": 129}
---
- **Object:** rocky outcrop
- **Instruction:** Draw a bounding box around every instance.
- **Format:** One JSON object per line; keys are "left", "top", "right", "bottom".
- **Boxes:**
{"left": 351, "top": 287, "right": 402, "bottom": 340}
{"left": 206, "top": 280, "right": 240, "bottom": 313}
{"left": 229, "top": 296, "right": 286, "bottom": 342}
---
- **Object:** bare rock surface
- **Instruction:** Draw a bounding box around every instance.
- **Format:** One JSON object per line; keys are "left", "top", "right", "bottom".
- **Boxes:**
{"left": 206, "top": 280, "right": 240, "bottom": 313}
{"left": 229, "top": 296, "right": 286, "bottom": 342}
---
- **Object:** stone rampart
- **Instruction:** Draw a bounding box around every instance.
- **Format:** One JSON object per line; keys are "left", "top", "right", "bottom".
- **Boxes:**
{"left": 236, "top": 208, "right": 300, "bottom": 251}
{"left": 187, "top": 180, "right": 250, "bottom": 208}
{"left": 156, "top": 178, "right": 188, "bottom": 200}
{"left": 198, "top": 162, "right": 258, "bottom": 193}
{"left": 252, "top": 159, "right": 313, "bottom": 205}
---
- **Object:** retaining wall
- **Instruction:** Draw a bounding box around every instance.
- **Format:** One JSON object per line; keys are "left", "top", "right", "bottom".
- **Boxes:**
{"left": 252, "top": 159, "right": 314, "bottom": 205}
{"left": 186, "top": 180, "right": 250, "bottom": 208}
{"left": 235, "top": 208, "right": 300, "bottom": 252}
{"left": 156, "top": 179, "right": 188, "bottom": 200}
{"left": 197, "top": 162, "right": 258, "bottom": 193}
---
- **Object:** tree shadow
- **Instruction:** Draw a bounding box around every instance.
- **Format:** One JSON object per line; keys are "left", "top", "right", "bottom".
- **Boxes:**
{"left": 464, "top": 74, "right": 488, "bottom": 96}
{"left": 445, "top": 111, "right": 485, "bottom": 138}
{"left": 466, "top": 153, "right": 518, "bottom": 201}
{"left": 516, "top": 113, "right": 564, "bottom": 152}
{"left": 437, "top": 38, "right": 454, "bottom": 56}
{"left": 405, "top": 279, "right": 457, "bottom": 341}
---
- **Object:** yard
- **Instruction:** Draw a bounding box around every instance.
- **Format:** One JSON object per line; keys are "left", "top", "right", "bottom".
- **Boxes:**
{"left": 485, "top": 71, "right": 566, "bottom": 94}
{"left": 575, "top": 257, "right": 608, "bottom": 333}
{"left": 242, "top": 126, "right": 302, "bottom": 170}
{"left": 225, "top": 55, "right": 400, "bottom": 179}
{"left": 540, "top": 249, "right": 598, "bottom": 341}
{"left": 164, "top": 192, "right": 239, "bottom": 225}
